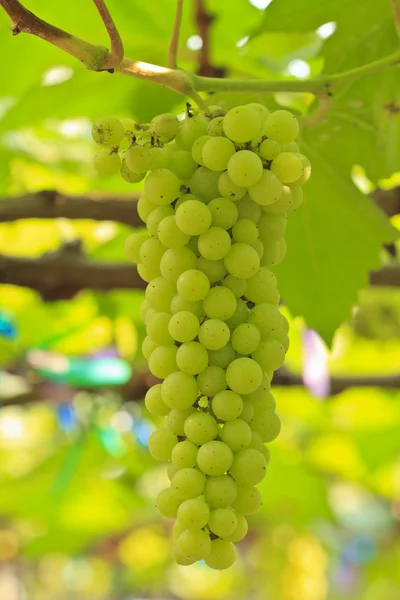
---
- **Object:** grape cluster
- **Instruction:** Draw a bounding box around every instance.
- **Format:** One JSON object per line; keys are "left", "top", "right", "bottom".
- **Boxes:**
{"left": 92, "top": 103, "right": 310, "bottom": 570}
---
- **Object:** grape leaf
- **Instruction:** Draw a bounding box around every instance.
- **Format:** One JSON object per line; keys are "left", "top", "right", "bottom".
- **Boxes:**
{"left": 273, "top": 144, "right": 398, "bottom": 345}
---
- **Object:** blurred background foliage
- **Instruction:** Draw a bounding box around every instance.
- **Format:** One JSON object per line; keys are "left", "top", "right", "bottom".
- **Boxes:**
{"left": 0, "top": 0, "right": 399, "bottom": 599}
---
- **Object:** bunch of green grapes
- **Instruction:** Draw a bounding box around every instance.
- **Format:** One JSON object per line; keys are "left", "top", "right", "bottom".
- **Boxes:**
{"left": 92, "top": 103, "right": 310, "bottom": 570}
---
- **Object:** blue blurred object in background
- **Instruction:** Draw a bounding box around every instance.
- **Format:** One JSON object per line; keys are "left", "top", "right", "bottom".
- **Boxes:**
{"left": 0, "top": 311, "right": 17, "bottom": 340}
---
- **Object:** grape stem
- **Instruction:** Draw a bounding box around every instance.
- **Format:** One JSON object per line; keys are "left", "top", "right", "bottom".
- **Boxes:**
{"left": 1, "top": 0, "right": 400, "bottom": 106}
{"left": 168, "top": 0, "right": 184, "bottom": 69}
{"left": 92, "top": 0, "right": 124, "bottom": 67}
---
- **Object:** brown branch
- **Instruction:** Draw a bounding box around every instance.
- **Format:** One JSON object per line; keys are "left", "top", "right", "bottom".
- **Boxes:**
{"left": 0, "top": 242, "right": 145, "bottom": 300}
{"left": 168, "top": 0, "right": 184, "bottom": 69}
{"left": 391, "top": 0, "right": 400, "bottom": 39}
{"left": 0, "top": 0, "right": 110, "bottom": 69}
{"left": 93, "top": 0, "right": 124, "bottom": 66}
{"left": 372, "top": 186, "right": 400, "bottom": 217}
{"left": 194, "top": 0, "right": 225, "bottom": 77}
{"left": 369, "top": 265, "right": 400, "bottom": 287}
{"left": 0, "top": 190, "right": 142, "bottom": 227}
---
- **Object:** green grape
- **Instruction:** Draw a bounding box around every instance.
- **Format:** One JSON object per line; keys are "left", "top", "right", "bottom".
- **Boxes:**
{"left": 176, "top": 341, "right": 208, "bottom": 374}
{"left": 209, "top": 507, "right": 237, "bottom": 538}
{"left": 197, "top": 257, "right": 227, "bottom": 283}
{"left": 144, "top": 168, "right": 181, "bottom": 205}
{"left": 232, "top": 218, "right": 259, "bottom": 244}
{"left": 243, "top": 375, "right": 273, "bottom": 407}
{"left": 252, "top": 339, "right": 285, "bottom": 372}
{"left": 145, "top": 277, "right": 176, "bottom": 312}
{"left": 258, "top": 138, "right": 281, "bottom": 160}
{"left": 212, "top": 389, "right": 243, "bottom": 421}
{"left": 203, "top": 286, "right": 237, "bottom": 321}
{"left": 170, "top": 295, "right": 204, "bottom": 318}
{"left": 124, "top": 231, "right": 149, "bottom": 262}
{"left": 240, "top": 401, "right": 254, "bottom": 424}
{"left": 171, "top": 440, "right": 199, "bottom": 468}
{"left": 227, "top": 150, "right": 263, "bottom": 188}
{"left": 248, "top": 303, "right": 283, "bottom": 336}
{"left": 125, "top": 144, "right": 152, "bottom": 173}
{"left": 290, "top": 184, "right": 304, "bottom": 210}
{"left": 230, "top": 448, "right": 267, "bottom": 485}
{"left": 275, "top": 238, "right": 287, "bottom": 264}
{"left": 190, "top": 166, "right": 221, "bottom": 201}
{"left": 263, "top": 186, "right": 293, "bottom": 214}
{"left": 177, "top": 269, "right": 210, "bottom": 301}
{"left": 161, "top": 371, "right": 199, "bottom": 410}
{"left": 197, "top": 440, "right": 233, "bottom": 476}
{"left": 251, "top": 408, "right": 281, "bottom": 442}
{"left": 198, "top": 226, "right": 231, "bottom": 260}
{"left": 175, "top": 199, "right": 212, "bottom": 235}
{"left": 204, "top": 475, "right": 237, "bottom": 508}
{"left": 224, "top": 514, "right": 248, "bottom": 542}
{"left": 262, "top": 444, "right": 271, "bottom": 463}
{"left": 120, "top": 160, "right": 145, "bottom": 183}
{"left": 169, "top": 150, "right": 198, "bottom": 179}
{"left": 232, "top": 485, "right": 262, "bottom": 515}
{"left": 218, "top": 171, "right": 247, "bottom": 201}
{"left": 223, "top": 274, "right": 247, "bottom": 298}
{"left": 137, "top": 262, "right": 160, "bottom": 283}
{"left": 156, "top": 487, "right": 182, "bottom": 518}
{"left": 271, "top": 152, "right": 303, "bottom": 183}
{"left": 208, "top": 197, "right": 239, "bottom": 229}
{"left": 152, "top": 112, "right": 179, "bottom": 141}
{"left": 198, "top": 319, "right": 230, "bottom": 351}
{"left": 252, "top": 239, "right": 265, "bottom": 261}
{"left": 167, "top": 407, "right": 196, "bottom": 435}
{"left": 202, "top": 136, "right": 236, "bottom": 171}
{"left": 258, "top": 211, "right": 287, "bottom": 242}
{"left": 246, "top": 268, "right": 278, "bottom": 304}
{"left": 226, "top": 357, "right": 263, "bottom": 394}
{"left": 177, "top": 528, "right": 211, "bottom": 562}
{"left": 139, "top": 237, "right": 166, "bottom": 268}
{"left": 137, "top": 195, "right": 156, "bottom": 222}
{"left": 270, "top": 329, "right": 290, "bottom": 352}
{"left": 171, "top": 467, "right": 205, "bottom": 500}
{"left": 120, "top": 117, "right": 137, "bottom": 137}
{"left": 208, "top": 343, "right": 236, "bottom": 369}
{"left": 173, "top": 546, "right": 195, "bottom": 566}
{"left": 248, "top": 170, "right": 283, "bottom": 206}
{"left": 192, "top": 135, "right": 212, "bottom": 165}
{"left": 146, "top": 311, "right": 172, "bottom": 345}
{"left": 168, "top": 310, "right": 200, "bottom": 343}
{"left": 94, "top": 149, "right": 121, "bottom": 175}
{"left": 225, "top": 299, "right": 249, "bottom": 329}
{"left": 148, "top": 428, "right": 178, "bottom": 461}
{"left": 184, "top": 412, "right": 218, "bottom": 445}
{"left": 142, "top": 336, "right": 158, "bottom": 360}
{"left": 294, "top": 153, "right": 311, "bottom": 185}
{"left": 283, "top": 141, "right": 299, "bottom": 152}
{"left": 157, "top": 215, "right": 190, "bottom": 248}
{"left": 92, "top": 116, "right": 125, "bottom": 147}
{"left": 175, "top": 192, "right": 199, "bottom": 209}
{"left": 144, "top": 384, "right": 170, "bottom": 416}
{"left": 149, "top": 146, "right": 171, "bottom": 170}
{"left": 205, "top": 539, "right": 236, "bottom": 570}
{"left": 167, "top": 461, "right": 180, "bottom": 482}
{"left": 177, "top": 498, "right": 210, "bottom": 530}
{"left": 224, "top": 243, "right": 260, "bottom": 279}
{"left": 178, "top": 114, "right": 208, "bottom": 149}
{"left": 231, "top": 323, "right": 261, "bottom": 355}
{"left": 248, "top": 430, "right": 264, "bottom": 451}
{"left": 141, "top": 300, "right": 154, "bottom": 323}
{"left": 197, "top": 366, "right": 227, "bottom": 396}
{"left": 207, "top": 116, "right": 225, "bottom": 137}
{"left": 223, "top": 105, "right": 261, "bottom": 143}
{"left": 220, "top": 419, "right": 252, "bottom": 451}
{"left": 185, "top": 235, "right": 199, "bottom": 256}
{"left": 264, "top": 110, "right": 299, "bottom": 144}
{"left": 236, "top": 194, "right": 261, "bottom": 222}
{"left": 260, "top": 239, "right": 281, "bottom": 266}
{"left": 148, "top": 345, "right": 178, "bottom": 378}
{"left": 160, "top": 246, "right": 197, "bottom": 283}
{"left": 147, "top": 205, "right": 174, "bottom": 237}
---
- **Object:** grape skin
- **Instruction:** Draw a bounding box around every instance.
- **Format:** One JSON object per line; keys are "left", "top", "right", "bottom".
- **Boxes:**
{"left": 95, "top": 103, "right": 310, "bottom": 570}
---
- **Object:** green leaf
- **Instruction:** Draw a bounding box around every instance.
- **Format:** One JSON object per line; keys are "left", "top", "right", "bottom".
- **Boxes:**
{"left": 274, "top": 145, "right": 398, "bottom": 344}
